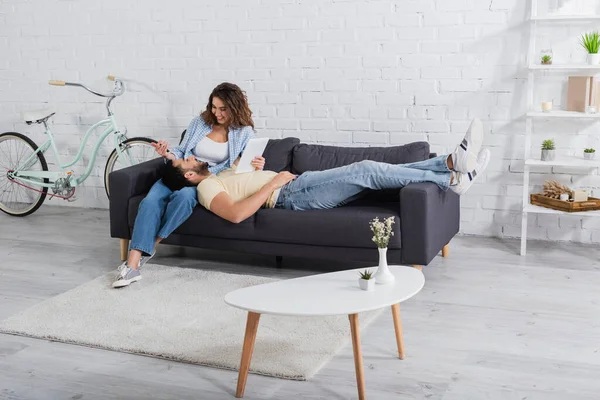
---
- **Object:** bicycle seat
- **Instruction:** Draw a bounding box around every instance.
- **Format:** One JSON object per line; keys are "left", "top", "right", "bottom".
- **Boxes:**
{"left": 22, "top": 106, "right": 56, "bottom": 124}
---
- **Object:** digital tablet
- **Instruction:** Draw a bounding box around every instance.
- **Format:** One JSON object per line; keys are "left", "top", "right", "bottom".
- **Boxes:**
{"left": 235, "top": 137, "right": 270, "bottom": 174}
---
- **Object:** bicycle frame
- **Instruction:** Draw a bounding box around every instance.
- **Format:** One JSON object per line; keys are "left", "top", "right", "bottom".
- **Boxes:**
{"left": 10, "top": 114, "right": 134, "bottom": 188}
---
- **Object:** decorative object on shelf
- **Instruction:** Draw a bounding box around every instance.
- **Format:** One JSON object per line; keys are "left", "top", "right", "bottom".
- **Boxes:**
{"left": 556, "top": 0, "right": 589, "bottom": 15}
{"left": 567, "top": 76, "right": 600, "bottom": 112}
{"left": 586, "top": 105, "right": 597, "bottom": 114}
{"left": 369, "top": 216, "right": 396, "bottom": 285}
{"left": 357, "top": 269, "right": 375, "bottom": 291}
{"left": 572, "top": 190, "right": 589, "bottom": 201}
{"left": 540, "top": 49, "right": 553, "bottom": 65}
{"left": 530, "top": 193, "right": 600, "bottom": 212}
{"left": 542, "top": 179, "right": 572, "bottom": 199}
{"left": 560, "top": 193, "right": 570, "bottom": 201}
{"left": 541, "top": 100, "right": 553, "bottom": 112}
{"left": 580, "top": 31, "right": 600, "bottom": 64}
{"left": 584, "top": 147, "right": 596, "bottom": 160}
{"left": 541, "top": 139, "right": 556, "bottom": 161}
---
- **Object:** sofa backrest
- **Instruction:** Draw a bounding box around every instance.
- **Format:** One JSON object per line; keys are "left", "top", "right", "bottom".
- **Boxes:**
{"left": 263, "top": 137, "right": 300, "bottom": 172}
{"left": 291, "top": 141, "right": 430, "bottom": 174}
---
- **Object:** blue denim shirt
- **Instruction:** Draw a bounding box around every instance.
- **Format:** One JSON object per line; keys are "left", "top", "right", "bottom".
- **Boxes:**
{"left": 169, "top": 116, "right": 255, "bottom": 174}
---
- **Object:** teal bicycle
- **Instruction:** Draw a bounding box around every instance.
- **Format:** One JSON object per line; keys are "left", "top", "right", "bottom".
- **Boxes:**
{"left": 0, "top": 75, "right": 158, "bottom": 216}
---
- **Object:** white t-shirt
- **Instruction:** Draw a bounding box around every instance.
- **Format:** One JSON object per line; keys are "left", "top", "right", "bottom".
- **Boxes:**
{"left": 194, "top": 136, "right": 229, "bottom": 166}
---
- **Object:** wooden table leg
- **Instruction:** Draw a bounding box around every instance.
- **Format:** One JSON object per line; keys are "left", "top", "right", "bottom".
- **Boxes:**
{"left": 391, "top": 304, "right": 405, "bottom": 360}
{"left": 349, "top": 313, "right": 366, "bottom": 400}
{"left": 236, "top": 311, "right": 261, "bottom": 398}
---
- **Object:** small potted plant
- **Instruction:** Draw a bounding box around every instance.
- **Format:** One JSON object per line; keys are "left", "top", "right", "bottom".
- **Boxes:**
{"left": 584, "top": 148, "right": 596, "bottom": 160}
{"left": 541, "top": 139, "right": 556, "bottom": 161}
{"left": 580, "top": 31, "right": 600, "bottom": 64}
{"left": 358, "top": 269, "right": 375, "bottom": 291}
{"left": 541, "top": 55, "right": 553, "bottom": 65}
{"left": 540, "top": 49, "right": 553, "bottom": 65}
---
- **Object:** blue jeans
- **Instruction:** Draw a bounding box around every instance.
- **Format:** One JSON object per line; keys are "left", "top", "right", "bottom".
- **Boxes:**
{"left": 275, "top": 155, "right": 451, "bottom": 211}
{"left": 129, "top": 179, "right": 198, "bottom": 255}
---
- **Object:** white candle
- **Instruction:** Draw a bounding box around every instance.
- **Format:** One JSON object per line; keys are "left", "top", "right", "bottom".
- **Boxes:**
{"left": 541, "top": 101, "right": 553, "bottom": 112}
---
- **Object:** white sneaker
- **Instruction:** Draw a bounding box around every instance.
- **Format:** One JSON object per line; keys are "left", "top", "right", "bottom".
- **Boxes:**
{"left": 450, "top": 148, "right": 490, "bottom": 195}
{"left": 116, "top": 250, "right": 155, "bottom": 273}
{"left": 451, "top": 118, "right": 483, "bottom": 173}
{"left": 113, "top": 265, "right": 142, "bottom": 288}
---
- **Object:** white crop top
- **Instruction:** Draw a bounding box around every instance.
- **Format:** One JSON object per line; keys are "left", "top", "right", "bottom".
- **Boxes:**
{"left": 193, "top": 136, "right": 229, "bottom": 166}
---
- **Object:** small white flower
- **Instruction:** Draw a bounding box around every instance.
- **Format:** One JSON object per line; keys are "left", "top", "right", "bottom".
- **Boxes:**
{"left": 369, "top": 216, "right": 395, "bottom": 248}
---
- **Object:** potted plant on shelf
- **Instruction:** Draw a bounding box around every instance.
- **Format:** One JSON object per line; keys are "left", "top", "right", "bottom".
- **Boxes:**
{"left": 584, "top": 148, "right": 596, "bottom": 160}
{"left": 541, "top": 54, "right": 552, "bottom": 65}
{"left": 580, "top": 31, "right": 600, "bottom": 65}
{"left": 541, "top": 139, "right": 556, "bottom": 161}
{"left": 358, "top": 269, "right": 375, "bottom": 291}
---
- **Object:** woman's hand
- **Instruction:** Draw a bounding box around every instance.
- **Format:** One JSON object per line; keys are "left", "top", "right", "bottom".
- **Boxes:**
{"left": 251, "top": 156, "right": 266, "bottom": 171}
{"left": 151, "top": 140, "right": 170, "bottom": 158}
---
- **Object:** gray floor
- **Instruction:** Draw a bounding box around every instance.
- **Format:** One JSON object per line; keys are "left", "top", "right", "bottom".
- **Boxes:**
{"left": 0, "top": 207, "right": 599, "bottom": 400}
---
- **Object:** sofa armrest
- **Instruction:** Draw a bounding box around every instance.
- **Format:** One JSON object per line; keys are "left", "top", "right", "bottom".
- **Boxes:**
{"left": 399, "top": 183, "right": 460, "bottom": 266}
{"left": 109, "top": 158, "right": 165, "bottom": 239}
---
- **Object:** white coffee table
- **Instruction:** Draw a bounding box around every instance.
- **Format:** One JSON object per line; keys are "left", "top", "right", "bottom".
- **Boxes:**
{"left": 224, "top": 266, "right": 425, "bottom": 400}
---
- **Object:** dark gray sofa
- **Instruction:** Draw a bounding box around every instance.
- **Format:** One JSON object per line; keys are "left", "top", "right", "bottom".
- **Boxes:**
{"left": 109, "top": 138, "right": 459, "bottom": 268}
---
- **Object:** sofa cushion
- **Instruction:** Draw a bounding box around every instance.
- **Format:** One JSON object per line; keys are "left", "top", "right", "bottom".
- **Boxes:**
{"left": 291, "top": 141, "right": 430, "bottom": 174}
{"left": 253, "top": 203, "right": 401, "bottom": 249}
{"left": 129, "top": 196, "right": 400, "bottom": 248}
{"left": 128, "top": 196, "right": 258, "bottom": 241}
{"left": 262, "top": 137, "right": 300, "bottom": 172}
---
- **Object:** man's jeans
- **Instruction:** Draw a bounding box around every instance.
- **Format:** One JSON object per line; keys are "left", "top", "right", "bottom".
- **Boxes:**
{"left": 130, "top": 179, "right": 197, "bottom": 255}
{"left": 275, "top": 155, "right": 451, "bottom": 211}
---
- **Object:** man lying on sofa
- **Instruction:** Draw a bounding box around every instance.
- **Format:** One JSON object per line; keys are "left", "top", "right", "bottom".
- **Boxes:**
{"left": 156, "top": 121, "right": 489, "bottom": 226}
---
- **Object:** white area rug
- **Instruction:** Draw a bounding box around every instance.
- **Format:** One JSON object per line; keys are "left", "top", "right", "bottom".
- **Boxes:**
{"left": 0, "top": 264, "right": 381, "bottom": 380}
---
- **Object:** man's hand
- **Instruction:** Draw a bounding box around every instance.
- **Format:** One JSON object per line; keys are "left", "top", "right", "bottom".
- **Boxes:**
{"left": 151, "top": 140, "right": 170, "bottom": 157}
{"left": 269, "top": 171, "right": 296, "bottom": 189}
{"left": 251, "top": 156, "right": 266, "bottom": 171}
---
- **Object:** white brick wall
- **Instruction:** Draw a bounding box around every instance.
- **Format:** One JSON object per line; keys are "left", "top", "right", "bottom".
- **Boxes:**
{"left": 2, "top": 0, "right": 600, "bottom": 244}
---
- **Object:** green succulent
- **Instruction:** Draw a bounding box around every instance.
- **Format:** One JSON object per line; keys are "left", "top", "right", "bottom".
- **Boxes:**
{"left": 584, "top": 148, "right": 596, "bottom": 153}
{"left": 541, "top": 139, "right": 556, "bottom": 150}
{"left": 359, "top": 269, "right": 373, "bottom": 280}
{"left": 541, "top": 55, "right": 552, "bottom": 63}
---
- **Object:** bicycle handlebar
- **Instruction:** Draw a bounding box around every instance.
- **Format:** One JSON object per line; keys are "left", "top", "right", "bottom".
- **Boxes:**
{"left": 48, "top": 76, "right": 124, "bottom": 98}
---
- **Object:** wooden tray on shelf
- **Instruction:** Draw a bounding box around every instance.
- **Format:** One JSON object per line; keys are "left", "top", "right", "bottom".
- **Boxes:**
{"left": 530, "top": 194, "right": 600, "bottom": 212}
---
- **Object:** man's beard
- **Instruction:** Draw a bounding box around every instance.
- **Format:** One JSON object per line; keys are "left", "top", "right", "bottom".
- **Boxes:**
{"left": 192, "top": 161, "right": 209, "bottom": 175}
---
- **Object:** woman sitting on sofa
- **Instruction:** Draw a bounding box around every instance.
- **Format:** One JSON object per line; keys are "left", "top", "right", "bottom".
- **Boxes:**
{"left": 113, "top": 82, "right": 265, "bottom": 288}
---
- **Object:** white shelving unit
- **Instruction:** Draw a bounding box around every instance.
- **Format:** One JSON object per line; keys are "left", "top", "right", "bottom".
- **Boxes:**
{"left": 520, "top": 2, "right": 600, "bottom": 255}
{"left": 527, "top": 110, "right": 600, "bottom": 118}
{"left": 531, "top": 15, "right": 600, "bottom": 21}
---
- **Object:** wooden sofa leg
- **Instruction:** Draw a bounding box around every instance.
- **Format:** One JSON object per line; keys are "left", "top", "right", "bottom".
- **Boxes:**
{"left": 442, "top": 244, "right": 449, "bottom": 258}
{"left": 412, "top": 265, "right": 422, "bottom": 271}
{"left": 276, "top": 256, "right": 283, "bottom": 268}
{"left": 120, "top": 239, "right": 129, "bottom": 261}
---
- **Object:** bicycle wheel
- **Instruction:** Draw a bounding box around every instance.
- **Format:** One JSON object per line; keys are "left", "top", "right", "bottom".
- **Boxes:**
{"left": 0, "top": 132, "right": 49, "bottom": 216}
{"left": 104, "top": 137, "right": 158, "bottom": 198}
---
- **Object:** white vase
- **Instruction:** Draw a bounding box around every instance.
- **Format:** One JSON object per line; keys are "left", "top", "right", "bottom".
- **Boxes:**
{"left": 587, "top": 53, "right": 600, "bottom": 65}
{"left": 374, "top": 247, "right": 395, "bottom": 285}
{"left": 358, "top": 278, "right": 375, "bottom": 291}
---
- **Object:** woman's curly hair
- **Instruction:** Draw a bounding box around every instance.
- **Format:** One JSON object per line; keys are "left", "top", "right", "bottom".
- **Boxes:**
{"left": 201, "top": 82, "right": 254, "bottom": 129}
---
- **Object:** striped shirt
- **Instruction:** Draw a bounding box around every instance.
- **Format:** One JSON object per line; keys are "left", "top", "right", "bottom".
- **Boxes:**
{"left": 170, "top": 116, "right": 255, "bottom": 175}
